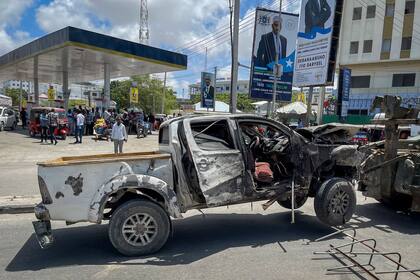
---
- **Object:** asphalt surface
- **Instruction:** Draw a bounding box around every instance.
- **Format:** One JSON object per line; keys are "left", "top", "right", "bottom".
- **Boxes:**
{"left": 1, "top": 195, "right": 420, "bottom": 280}
{"left": 1, "top": 125, "right": 420, "bottom": 279}
{"left": 0, "top": 126, "right": 158, "bottom": 197}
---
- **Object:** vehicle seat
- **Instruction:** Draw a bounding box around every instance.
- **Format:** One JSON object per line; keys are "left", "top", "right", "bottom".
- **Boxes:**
{"left": 254, "top": 162, "right": 273, "bottom": 183}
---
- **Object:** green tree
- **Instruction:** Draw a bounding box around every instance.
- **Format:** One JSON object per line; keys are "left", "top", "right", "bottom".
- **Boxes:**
{"left": 5, "top": 88, "right": 27, "bottom": 106}
{"left": 110, "top": 75, "right": 178, "bottom": 114}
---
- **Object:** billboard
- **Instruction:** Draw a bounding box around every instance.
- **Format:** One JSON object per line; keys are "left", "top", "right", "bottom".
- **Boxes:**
{"left": 130, "top": 82, "right": 138, "bottom": 103}
{"left": 201, "top": 72, "right": 215, "bottom": 109}
{"left": 337, "top": 67, "right": 351, "bottom": 117}
{"left": 249, "top": 9, "right": 299, "bottom": 101}
{"left": 293, "top": 0, "right": 340, "bottom": 87}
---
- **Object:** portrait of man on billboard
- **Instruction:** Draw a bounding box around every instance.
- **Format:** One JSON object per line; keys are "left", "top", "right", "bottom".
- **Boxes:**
{"left": 255, "top": 15, "right": 287, "bottom": 68}
{"left": 201, "top": 76, "right": 215, "bottom": 108}
{"left": 304, "top": 0, "right": 331, "bottom": 33}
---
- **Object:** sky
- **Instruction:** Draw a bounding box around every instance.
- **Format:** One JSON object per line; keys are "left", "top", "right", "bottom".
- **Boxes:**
{"left": 0, "top": 0, "right": 300, "bottom": 97}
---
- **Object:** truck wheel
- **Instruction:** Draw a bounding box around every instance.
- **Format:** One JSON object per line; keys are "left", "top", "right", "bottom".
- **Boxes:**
{"left": 314, "top": 178, "right": 356, "bottom": 226}
{"left": 0, "top": 122, "right": 4, "bottom": 131}
{"left": 277, "top": 194, "right": 308, "bottom": 209}
{"left": 108, "top": 199, "right": 170, "bottom": 256}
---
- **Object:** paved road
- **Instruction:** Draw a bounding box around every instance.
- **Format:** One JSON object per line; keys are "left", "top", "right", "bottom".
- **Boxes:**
{"left": 0, "top": 127, "right": 158, "bottom": 197}
{"left": 1, "top": 194, "right": 419, "bottom": 280}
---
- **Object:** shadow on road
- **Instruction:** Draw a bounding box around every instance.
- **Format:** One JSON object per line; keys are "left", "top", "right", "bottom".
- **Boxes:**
{"left": 349, "top": 200, "right": 420, "bottom": 234}
{"left": 6, "top": 211, "right": 332, "bottom": 271}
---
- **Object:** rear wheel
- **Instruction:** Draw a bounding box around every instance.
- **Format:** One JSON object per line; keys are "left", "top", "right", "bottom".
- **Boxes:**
{"left": 108, "top": 199, "right": 170, "bottom": 256}
{"left": 0, "top": 122, "right": 4, "bottom": 131}
{"left": 29, "top": 129, "right": 35, "bottom": 137}
{"left": 11, "top": 122, "right": 16, "bottom": 130}
{"left": 314, "top": 178, "right": 356, "bottom": 226}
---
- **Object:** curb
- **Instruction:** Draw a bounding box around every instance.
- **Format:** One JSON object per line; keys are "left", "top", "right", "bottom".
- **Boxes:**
{"left": 0, "top": 195, "right": 39, "bottom": 215}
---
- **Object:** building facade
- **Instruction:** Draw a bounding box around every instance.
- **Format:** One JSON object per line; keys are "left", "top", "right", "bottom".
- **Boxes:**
{"left": 188, "top": 79, "right": 249, "bottom": 95}
{"left": 2, "top": 80, "right": 33, "bottom": 92}
{"left": 338, "top": 0, "right": 420, "bottom": 115}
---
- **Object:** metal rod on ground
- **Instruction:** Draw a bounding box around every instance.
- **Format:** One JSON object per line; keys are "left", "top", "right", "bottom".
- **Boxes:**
{"left": 213, "top": 66, "right": 217, "bottom": 112}
{"left": 229, "top": 0, "right": 240, "bottom": 114}
{"left": 161, "top": 72, "right": 166, "bottom": 114}
{"left": 271, "top": 0, "right": 283, "bottom": 118}
{"left": 291, "top": 171, "right": 295, "bottom": 224}
{"left": 305, "top": 86, "right": 313, "bottom": 126}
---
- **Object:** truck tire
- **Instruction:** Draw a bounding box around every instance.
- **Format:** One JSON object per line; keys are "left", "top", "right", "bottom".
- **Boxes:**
{"left": 277, "top": 194, "right": 308, "bottom": 209}
{"left": 0, "top": 122, "right": 4, "bottom": 131}
{"left": 314, "top": 178, "right": 356, "bottom": 226}
{"left": 108, "top": 199, "right": 171, "bottom": 256}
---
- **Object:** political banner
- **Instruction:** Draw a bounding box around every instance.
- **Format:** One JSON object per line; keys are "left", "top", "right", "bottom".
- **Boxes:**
{"left": 47, "top": 86, "right": 55, "bottom": 101}
{"left": 201, "top": 72, "right": 215, "bottom": 109}
{"left": 293, "top": 0, "right": 339, "bottom": 87}
{"left": 337, "top": 67, "right": 351, "bottom": 117}
{"left": 130, "top": 87, "right": 139, "bottom": 103}
{"left": 249, "top": 9, "right": 299, "bottom": 101}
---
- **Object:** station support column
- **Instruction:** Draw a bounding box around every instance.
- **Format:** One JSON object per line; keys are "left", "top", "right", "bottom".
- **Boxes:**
{"left": 103, "top": 63, "right": 111, "bottom": 110}
{"left": 62, "top": 49, "right": 70, "bottom": 110}
{"left": 34, "top": 56, "right": 39, "bottom": 106}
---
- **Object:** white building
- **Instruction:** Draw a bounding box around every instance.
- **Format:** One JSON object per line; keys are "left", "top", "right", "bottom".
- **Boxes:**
{"left": 2, "top": 80, "right": 33, "bottom": 92}
{"left": 188, "top": 79, "right": 249, "bottom": 95}
{"left": 338, "top": 0, "right": 420, "bottom": 114}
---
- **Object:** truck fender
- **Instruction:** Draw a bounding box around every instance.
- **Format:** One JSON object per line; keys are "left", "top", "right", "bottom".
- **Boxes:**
{"left": 88, "top": 173, "right": 182, "bottom": 223}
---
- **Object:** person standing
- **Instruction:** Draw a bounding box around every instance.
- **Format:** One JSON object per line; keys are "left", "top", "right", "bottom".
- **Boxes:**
{"left": 47, "top": 109, "right": 58, "bottom": 145}
{"left": 111, "top": 116, "right": 127, "bottom": 154}
{"left": 122, "top": 112, "right": 130, "bottom": 135}
{"left": 39, "top": 110, "right": 49, "bottom": 143}
{"left": 20, "top": 108, "right": 27, "bottom": 129}
{"left": 74, "top": 110, "right": 85, "bottom": 144}
{"left": 86, "top": 108, "right": 94, "bottom": 135}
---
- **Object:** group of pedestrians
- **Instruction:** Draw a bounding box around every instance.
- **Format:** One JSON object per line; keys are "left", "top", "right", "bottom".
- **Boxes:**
{"left": 39, "top": 109, "right": 59, "bottom": 145}
{"left": 67, "top": 107, "right": 101, "bottom": 137}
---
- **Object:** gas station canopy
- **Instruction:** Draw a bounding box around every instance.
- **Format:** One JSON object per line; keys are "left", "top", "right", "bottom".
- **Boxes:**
{"left": 0, "top": 26, "right": 187, "bottom": 84}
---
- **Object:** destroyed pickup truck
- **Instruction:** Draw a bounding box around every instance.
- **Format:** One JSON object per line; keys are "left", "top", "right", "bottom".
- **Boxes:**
{"left": 33, "top": 114, "right": 362, "bottom": 256}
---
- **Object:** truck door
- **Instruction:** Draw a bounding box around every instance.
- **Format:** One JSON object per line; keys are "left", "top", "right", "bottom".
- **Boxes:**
{"left": 183, "top": 118, "right": 247, "bottom": 206}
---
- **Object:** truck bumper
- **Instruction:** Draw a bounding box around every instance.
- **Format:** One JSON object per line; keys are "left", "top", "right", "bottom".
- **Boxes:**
{"left": 32, "top": 204, "right": 54, "bottom": 249}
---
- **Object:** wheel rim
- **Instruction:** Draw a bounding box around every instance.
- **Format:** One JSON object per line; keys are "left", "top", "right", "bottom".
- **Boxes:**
{"left": 122, "top": 213, "right": 158, "bottom": 247}
{"left": 328, "top": 189, "right": 350, "bottom": 215}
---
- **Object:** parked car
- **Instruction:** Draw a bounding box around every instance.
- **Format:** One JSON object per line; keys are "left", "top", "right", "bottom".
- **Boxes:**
{"left": 0, "top": 106, "right": 17, "bottom": 131}
{"left": 33, "top": 114, "right": 362, "bottom": 256}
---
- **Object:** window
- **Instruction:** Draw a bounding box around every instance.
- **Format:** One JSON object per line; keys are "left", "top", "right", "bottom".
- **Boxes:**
{"left": 351, "top": 76, "right": 371, "bottom": 88}
{"left": 401, "top": 37, "right": 412, "bottom": 50}
{"left": 226, "top": 86, "right": 230, "bottom": 91}
{"left": 350, "top": 41, "right": 359, "bottom": 54}
{"left": 353, "top": 7, "right": 362, "bottom": 20}
{"left": 392, "top": 73, "right": 416, "bottom": 87}
{"left": 405, "top": 0, "right": 415, "bottom": 14}
{"left": 190, "top": 120, "right": 235, "bottom": 150}
{"left": 366, "top": 5, "right": 376, "bottom": 18}
{"left": 385, "top": 4, "right": 395, "bottom": 16}
{"left": 363, "top": 40, "right": 373, "bottom": 53}
{"left": 159, "top": 125, "right": 169, "bottom": 145}
{"left": 381, "top": 39, "right": 392, "bottom": 52}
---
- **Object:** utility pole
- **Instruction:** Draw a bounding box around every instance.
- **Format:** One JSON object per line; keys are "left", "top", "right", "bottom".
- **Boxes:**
{"left": 161, "top": 72, "right": 166, "bottom": 114}
{"left": 19, "top": 81, "right": 23, "bottom": 111}
{"left": 271, "top": 0, "right": 283, "bottom": 118}
{"left": 305, "top": 87, "right": 313, "bottom": 126}
{"left": 229, "top": 0, "right": 240, "bottom": 114}
{"left": 139, "top": 0, "right": 149, "bottom": 45}
{"left": 213, "top": 66, "right": 217, "bottom": 112}
{"left": 204, "top": 47, "right": 208, "bottom": 71}
{"left": 317, "top": 86, "right": 325, "bottom": 125}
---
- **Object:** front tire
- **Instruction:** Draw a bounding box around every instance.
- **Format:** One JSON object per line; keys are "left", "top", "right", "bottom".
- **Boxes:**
{"left": 314, "top": 178, "right": 356, "bottom": 226}
{"left": 108, "top": 199, "right": 170, "bottom": 256}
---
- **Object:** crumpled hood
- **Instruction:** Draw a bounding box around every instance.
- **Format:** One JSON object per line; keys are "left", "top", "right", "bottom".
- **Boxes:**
{"left": 296, "top": 123, "right": 363, "bottom": 144}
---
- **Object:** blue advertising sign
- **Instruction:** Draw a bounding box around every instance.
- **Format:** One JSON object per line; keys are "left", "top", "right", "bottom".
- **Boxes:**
{"left": 249, "top": 9, "right": 299, "bottom": 101}
{"left": 201, "top": 72, "right": 215, "bottom": 109}
{"left": 338, "top": 67, "right": 351, "bottom": 117}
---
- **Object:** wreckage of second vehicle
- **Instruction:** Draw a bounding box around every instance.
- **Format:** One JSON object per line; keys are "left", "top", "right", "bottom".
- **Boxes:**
{"left": 33, "top": 114, "right": 363, "bottom": 256}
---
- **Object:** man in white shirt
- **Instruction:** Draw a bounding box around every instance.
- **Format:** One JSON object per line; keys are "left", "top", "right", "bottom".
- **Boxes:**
{"left": 74, "top": 110, "right": 85, "bottom": 144}
{"left": 111, "top": 116, "right": 128, "bottom": 154}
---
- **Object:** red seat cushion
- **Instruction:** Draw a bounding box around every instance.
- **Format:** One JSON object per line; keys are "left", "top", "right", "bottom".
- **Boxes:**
{"left": 255, "top": 162, "right": 273, "bottom": 183}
